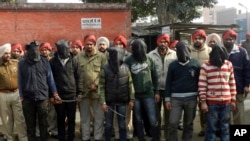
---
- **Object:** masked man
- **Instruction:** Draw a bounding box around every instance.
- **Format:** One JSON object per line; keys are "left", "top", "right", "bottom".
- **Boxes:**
{"left": 50, "top": 39, "right": 83, "bottom": 141}
{"left": 165, "top": 41, "right": 200, "bottom": 141}
{"left": 18, "top": 41, "right": 60, "bottom": 141}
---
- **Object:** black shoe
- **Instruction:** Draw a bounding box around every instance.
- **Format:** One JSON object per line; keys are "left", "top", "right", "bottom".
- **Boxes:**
{"left": 178, "top": 125, "right": 183, "bottom": 131}
{"left": 145, "top": 130, "right": 152, "bottom": 137}
{"left": 35, "top": 136, "right": 41, "bottom": 141}
{"left": 50, "top": 134, "right": 58, "bottom": 139}
{"left": 198, "top": 131, "right": 205, "bottom": 137}
{"left": 216, "top": 130, "right": 220, "bottom": 137}
{"left": 0, "top": 132, "right": 4, "bottom": 137}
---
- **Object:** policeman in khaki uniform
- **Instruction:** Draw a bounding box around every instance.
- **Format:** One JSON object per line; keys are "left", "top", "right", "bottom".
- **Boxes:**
{"left": 76, "top": 35, "right": 107, "bottom": 141}
{"left": 0, "top": 43, "right": 27, "bottom": 141}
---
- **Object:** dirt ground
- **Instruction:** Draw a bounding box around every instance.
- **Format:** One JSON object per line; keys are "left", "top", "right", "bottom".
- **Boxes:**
{"left": 1, "top": 97, "right": 250, "bottom": 141}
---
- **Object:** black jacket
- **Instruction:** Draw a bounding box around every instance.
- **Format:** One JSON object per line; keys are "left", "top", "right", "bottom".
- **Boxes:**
{"left": 50, "top": 53, "right": 83, "bottom": 99}
{"left": 103, "top": 64, "right": 130, "bottom": 103}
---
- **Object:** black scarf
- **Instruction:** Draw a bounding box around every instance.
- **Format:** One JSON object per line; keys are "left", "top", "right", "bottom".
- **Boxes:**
{"left": 209, "top": 44, "right": 227, "bottom": 68}
{"left": 131, "top": 39, "right": 147, "bottom": 63}
{"left": 176, "top": 41, "right": 191, "bottom": 63}
{"left": 107, "top": 47, "right": 125, "bottom": 74}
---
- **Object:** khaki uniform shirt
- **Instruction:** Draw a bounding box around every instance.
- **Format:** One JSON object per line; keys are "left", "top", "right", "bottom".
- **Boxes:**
{"left": 0, "top": 59, "right": 18, "bottom": 90}
{"left": 76, "top": 50, "right": 107, "bottom": 99}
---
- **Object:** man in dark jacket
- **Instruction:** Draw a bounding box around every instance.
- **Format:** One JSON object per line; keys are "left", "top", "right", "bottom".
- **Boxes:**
{"left": 99, "top": 47, "right": 135, "bottom": 141}
{"left": 222, "top": 29, "right": 250, "bottom": 124}
{"left": 242, "top": 33, "right": 250, "bottom": 59}
{"left": 50, "top": 39, "right": 83, "bottom": 141}
{"left": 18, "top": 41, "right": 60, "bottom": 141}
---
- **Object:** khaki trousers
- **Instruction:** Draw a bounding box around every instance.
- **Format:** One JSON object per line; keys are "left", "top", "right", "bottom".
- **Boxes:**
{"left": 0, "top": 91, "right": 27, "bottom": 141}
{"left": 232, "top": 94, "right": 246, "bottom": 124}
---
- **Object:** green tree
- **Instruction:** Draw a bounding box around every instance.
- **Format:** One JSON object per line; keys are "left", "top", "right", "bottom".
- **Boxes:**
{"left": 83, "top": 0, "right": 155, "bottom": 22}
{"left": 88, "top": 0, "right": 218, "bottom": 25}
{"left": 158, "top": 0, "right": 217, "bottom": 24}
{"left": 131, "top": 0, "right": 156, "bottom": 22}
{"left": 0, "top": 0, "right": 16, "bottom": 2}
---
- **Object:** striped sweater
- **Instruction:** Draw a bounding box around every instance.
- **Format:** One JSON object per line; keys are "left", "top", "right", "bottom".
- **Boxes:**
{"left": 198, "top": 60, "right": 236, "bottom": 104}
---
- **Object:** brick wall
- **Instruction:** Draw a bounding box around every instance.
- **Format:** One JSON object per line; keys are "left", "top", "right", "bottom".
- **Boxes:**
{"left": 0, "top": 3, "right": 131, "bottom": 47}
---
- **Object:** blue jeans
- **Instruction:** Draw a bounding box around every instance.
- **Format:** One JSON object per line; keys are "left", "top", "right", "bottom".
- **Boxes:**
{"left": 134, "top": 97, "right": 159, "bottom": 141}
{"left": 104, "top": 103, "right": 127, "bottom": 141}
{"left": 168, "top": 98, "right": 197, "bottom": 141}
{"left": 205, "top": 104, "right": 231, "bottom": 141}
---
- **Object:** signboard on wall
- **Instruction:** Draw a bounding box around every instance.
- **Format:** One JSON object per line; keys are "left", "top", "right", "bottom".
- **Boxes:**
{"left": 162, "top": 26, "right": 170, "bottom": 34}
{"left": 81, "top": 18, "right": 102, "bottom": 29}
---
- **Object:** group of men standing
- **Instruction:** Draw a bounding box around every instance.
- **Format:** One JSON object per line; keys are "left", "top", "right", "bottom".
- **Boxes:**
{"left": 0, "top": 28, "right": 249, "bottom": 141}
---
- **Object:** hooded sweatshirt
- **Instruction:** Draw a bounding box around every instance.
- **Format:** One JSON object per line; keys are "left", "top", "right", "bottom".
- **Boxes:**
{"left": 125, "top": 39, "right": 159, "bottom": 98}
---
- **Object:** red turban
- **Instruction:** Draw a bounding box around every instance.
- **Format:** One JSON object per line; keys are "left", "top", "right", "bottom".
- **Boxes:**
{"left": 170, "top": 40, "right": 179, "bottom": 49}
{"left": 114, "top": 35, "right": 127, "bottom": 48}
{"left": 71, "top": 40, "right": 83, "bottom": 50}
{"left": 84, "top": 35, "right": 96, "bottom": 45}
{"left": 157, "top": 34, "right": 170, "bottom": 45}
{"left": 192, "top": 29, "right": 206, "bottom": 41}
{"left": 39, "top": 42, "right": 52, "bottom": 52}
{"left": 246, "top": 33, "right": 250, "bottom": 38}
{"left": 222, "top": 29, "right": 237, "bottom": 40}
{"left": 11, "top": 43, "right": 23, "bottom": 52}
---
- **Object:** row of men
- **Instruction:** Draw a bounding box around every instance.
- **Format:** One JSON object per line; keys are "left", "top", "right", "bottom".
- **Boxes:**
{"left": 0, "top": 29, "right": 250, "bottom": 141}
{"left": 0, "top": 35, "right": 136, "bottom": 141}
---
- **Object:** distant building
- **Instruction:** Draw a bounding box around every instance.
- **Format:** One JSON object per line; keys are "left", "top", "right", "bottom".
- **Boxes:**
{"left": 202, "top": 6, "right": 226, "bottom": 24}
{"left": 201, "top": 5, "right": 250, "bottom": 43}
{"left": 216, "top": 8, "right": 238, "bottom": 25}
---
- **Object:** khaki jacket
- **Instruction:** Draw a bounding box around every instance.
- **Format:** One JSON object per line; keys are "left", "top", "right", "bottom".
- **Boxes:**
{"left": 76, "top": 50, "right": 107, "bottom": 99}
{"left": 190, "top": 44, "right": 212, "bottom": 64}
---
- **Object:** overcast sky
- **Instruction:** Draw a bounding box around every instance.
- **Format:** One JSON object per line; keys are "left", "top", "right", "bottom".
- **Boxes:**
{"left": 217, "top": 0, "right": 249, "bottom": 10}
{"left": 28, "top": 0, "right": 249, "bottom": 9}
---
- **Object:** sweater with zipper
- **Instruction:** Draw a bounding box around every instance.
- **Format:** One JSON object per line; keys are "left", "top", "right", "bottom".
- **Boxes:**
{"left": 148, "top": 47, "right": 177, "bottom": 92}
